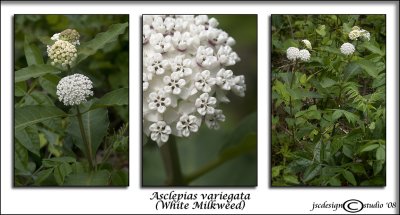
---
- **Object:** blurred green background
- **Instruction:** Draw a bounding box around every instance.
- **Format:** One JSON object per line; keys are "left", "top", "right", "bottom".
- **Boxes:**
{"left": 14, "top": 14, "right": 129, "bottom": 126}
{"left": 143, "top": 15, "right": 258, "bottom": 186}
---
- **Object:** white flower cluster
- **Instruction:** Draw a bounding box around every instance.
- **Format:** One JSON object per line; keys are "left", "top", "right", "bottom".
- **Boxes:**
{"left": 301, "top": 39, "right": 312, "bottom": 50}
{"left": 142, "top": 15, "right": 246, "bottom": 146}
{"left": 48, "top": 29, "right": 80, "bottom": 67}
{"left": 286, "top": 45, "right": 311, "bottom": 62}
{"left": 47, "top": 40, "right": 78, "bottom": 67}
{"left": 340, "top": 42, "right": 355, "bottom": 55}
{"left": 56, "top": 74, "right": 93, "bottom": 106}
{"left": 348, "top": 26, "right": 370, "bottom": 41}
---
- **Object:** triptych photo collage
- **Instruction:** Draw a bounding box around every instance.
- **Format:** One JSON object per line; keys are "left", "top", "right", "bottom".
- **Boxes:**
{"left": 14, "top": 14, "right": 386, "bottom": 188}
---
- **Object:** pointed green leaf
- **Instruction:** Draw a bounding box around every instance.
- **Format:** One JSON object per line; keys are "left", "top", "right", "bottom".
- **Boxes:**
{"left": 355, "top": 59, "right": 380, "bottom": 78}
{"left": 15, "top": 64, "right": 60, "bottom": 83}
{"left": 24, "top": 37, "right": 44, "bottom": 66}
{"left": 329, "top": 176, "right": 341, "bottom": 186}
{"left": 283, "top": 174, "right": 300, "bottom": 185}
{"left": 38, "top": 74, "right": 61, "bottom": 98}
{"left": 54, "top": 163, "right": 72, "bottom": 185}
{"left": 15, "top": 81, "right": 27, "bottom": 97}
{"left": 320, "top": 77, "right": 336, "bottom": 88}
{"left": 76, "top": 22, "right": 128, "bottom": 64}
{"left": 15, "top": 106, "right": 66, "bottom": 131}
{"left": 360, "top": 144, "right": 379, "bottom": 153}
{"left": 90, "top": 88, "right": 128, "bottom": 110}
{"left": 111, "top": 170, "right": 129, "bottom": 186}
{"left": 376, "top": 146, "right": 385, "bottom": 161}
{"left": 15, "top": 126, "right": 40, "bottom": 156}
{"left": 343, "top": 170, "right": 357, "bottom": 186}
{"left": 332, "top": 110, "right": 343, "bottom": 122}
{"left": 303, "top": 163, "right": 321, "bottom": 182}
{"left": 33, "top": 168, "right": 54, "bottom": 185}
{"left": 15, "top": 140, "right": 29, "bottom": 172}
{"left": 362, "top": 42, "right": 385, "bottom": 56}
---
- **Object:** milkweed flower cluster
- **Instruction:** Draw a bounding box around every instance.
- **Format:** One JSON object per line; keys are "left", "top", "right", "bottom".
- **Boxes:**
{"left": 340, "top": 42, "right": 355, "bottom": 55}
{"left": 348, "top": 26, "right": 370, "bottom": 41}
{"left": 142, "top": 15, "right": 246, "bottom": 146}
{"left": 286, "top": 44, "right": 311, "bottom": 62}
{"left": 47, "top": 29, "right": 80, "bottom": 67}
{"left": 56, "top": 73, "right": 93, "bottom": 106}
{"left": 301, "top": 39, "right": 312, "bottom": 50}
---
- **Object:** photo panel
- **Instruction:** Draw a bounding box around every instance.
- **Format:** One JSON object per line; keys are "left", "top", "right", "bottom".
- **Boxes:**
{"left": 271, "top": 14, "right": 386, "bottom": 187}
{"left": 142, "top": 14, "right": 258, "bottom": 186}
{"left": 14, "top": 14, "right": 129, "bottom": 186}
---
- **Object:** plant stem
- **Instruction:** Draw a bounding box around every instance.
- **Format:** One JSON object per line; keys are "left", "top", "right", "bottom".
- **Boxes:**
{"left": 160, "top": 136, "right": 185, "bottom": 186}
{"left": 76, "top": 106, "right": 95, "bottom": 171}
{"left": 289, "top": 63, "right": 297, "bottom": 145}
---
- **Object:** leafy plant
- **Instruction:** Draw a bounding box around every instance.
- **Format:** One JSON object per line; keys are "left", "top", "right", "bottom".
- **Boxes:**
{"left": 271, "top": 15, "right": 385, "bottom": 186}
{"left": 14, "top": 15, "right": 129, "bottom": 186}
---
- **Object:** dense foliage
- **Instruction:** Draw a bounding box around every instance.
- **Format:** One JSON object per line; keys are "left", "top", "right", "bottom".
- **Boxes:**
{"left": 14, "top": 15, "right": 129, "bottom": 186}
{"left": 271, "top": 15, "right": 386, "bottom": 186}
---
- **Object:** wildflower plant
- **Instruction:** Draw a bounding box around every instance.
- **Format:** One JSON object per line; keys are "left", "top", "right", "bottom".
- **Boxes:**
{"left": 142, "top": 15, "right": 257, "bottom": 186}
{"left": 272, "top": 15, "right": 386, "bottom": 186}
{"left": 14, "top": 15, "right": 129, "bottom": 186}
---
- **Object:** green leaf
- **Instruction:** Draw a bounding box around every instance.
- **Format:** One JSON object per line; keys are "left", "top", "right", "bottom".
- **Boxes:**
{"left": 33, "top": 168, "right": 54, "bottom": 185}
{"left": 15, "top": 127, "right": 40, "bottom": 156}
{"left": 42, "top": 156, "right": 77, "bottom": 167}
{"left": 342, "top": 170, "right": 357, "bottom": 186}
{"left": 24, "top": 37, "right": 44, "bottom": 66}
{"left": 111, "top": 170, "right": 129, "bottom": 186}
{"left": 38, "top": 74, "right": 61, "bottom": 98}
{"left": 15, "top": 106, "right": 66, "bottom": 131}
{"left": 15, "top": 81, "right": 27, "bottom": 97}
{"left": 355, "top": 59, "right": 380, "bottom": 78}
{"left": 15, "top": 140, "right": 29, "bottom": 172}
{"left": 375, "top": 146, "right": 385, "bottom": 161}
{"left": 272, "top": 166, "right": 284, "bottom": 178}
{"left": 360, "top": 144, "right": 379, "bottom": 153}
{"left": 283, "top": 174, "right": 300, "bottom": 185}
{"left": 67, "top": 106, "right": 109, "bottom": 159}
{"left": 90, "top": 88, "right": 128, "bottom": 110}
{"left": 328, "top": 176, "right": 341, "bottom": 186}
{"left": 54, "top": 163, "right": 72, "bottom": 185}
{"left": 362, "top": 42, "right": 385, "bottom": 56}
{"left": 303, "top": 163, "right": 321, "bottom": 182}
{"left": 332, "top": 110, "right": 343, "bottom": 122}
{"left": 64, "top": 170, "right": 110, "bottom": 186}
{"left": 316, "top": 25, "right": 326, "bottom": 36}
{"left": 344, "top": 63, "right": 362, "bottom": 81}
{"left": 373, "top": 160, "right": 384, "bottom": 176}
{"left": 15, "top": 64, "right": 60, "bottom": 83}
{"left": 320, "top": 77, "right": 336, "bottom": 88}
{"left": 76, "top": 22, "right": 128, "bottom": 64}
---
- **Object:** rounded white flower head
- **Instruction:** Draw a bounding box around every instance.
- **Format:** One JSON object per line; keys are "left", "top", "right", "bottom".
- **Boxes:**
{"left": 301, "top": 39, "right": 312, "bottom": 50}
{"left": 348, "top": 26, "right": 370, "bottom": 41}
{"left": 340, "top": 42, "right": 355, "bottom": 55}
{"left": 56, "top": 74, "right": 93, "bottom": 106}
{"left": 143, "top": 15, "right": 246, "bottom": 146}
{"left": 47, "top": 40, "right": 78, "bottom": 68}
{"left": 298, "top": 49, "right": 311, "bottom": 61}
{"left": 286, "top": 47, "right": 299, "bottom": 61}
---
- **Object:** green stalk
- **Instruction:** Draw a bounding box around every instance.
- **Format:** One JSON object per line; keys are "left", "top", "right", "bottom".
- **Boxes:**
{"left": 76, "top": 106, "right": 95, "bottom": 171}
{"left": 160, "top": 136, "right": 185, "bottom": 186}
{"left": 289, "top": 63, "right": 297, "bottom": 145}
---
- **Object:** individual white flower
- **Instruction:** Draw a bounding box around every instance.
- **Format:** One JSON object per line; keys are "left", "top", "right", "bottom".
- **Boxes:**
{"left": 340, "top": 43, "right": 355, "bottom": 55}
{"left": 298, "top": 49, "right": 311, "bottom": 61}
{"left": 194, "top": 70, "right": 216, "bottom": 93}
{"left": 163, "top": 72, "right": 186, "bottom": 95}
{"left": 143, "top": 15, "right": 246, "bottom": 146}
{"left": 286, "top": 47, "right": 300, "bottom": 61}
{"left": 148, "top": 90, "right": 171, "bottom": 113}
{"left": 195, "top": 93, "right": 217, "bottom": 115}
{"left": 149, "top": 121, "right": 171, "bottom": 146}
{"left": 196, "top": 46, "right": 218, "bottom": 68}
{"left": 360, "top": 29, "right": 370, "bottom": 41}
{"left": 56, "top": 74, "right": 93, "bottom": 106}
{"left": 301, "top": 39, "right": 312, "bottom": 50}
{"left": 205, "top": 109, "right": 225, "bottom": 129}
{"left": 47, "top": 40, "right": 77, "bottom": 67}
{"left": 216, "top": 69, "right": 234, "bottom": 90}
{"left": 176, "top": 114, "right": 200, "bottom": 137}
{"left": 145, "top": 53, "right": 169, "bottom": 75}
